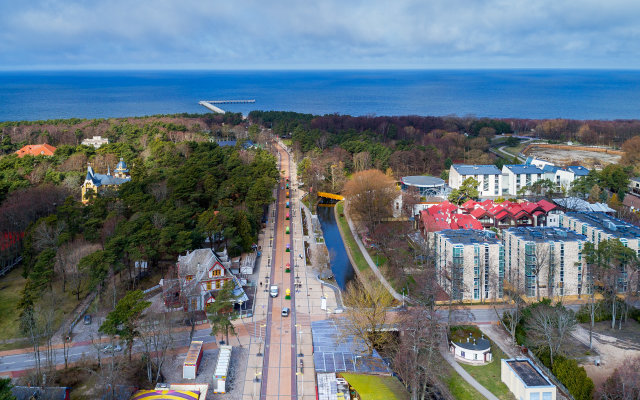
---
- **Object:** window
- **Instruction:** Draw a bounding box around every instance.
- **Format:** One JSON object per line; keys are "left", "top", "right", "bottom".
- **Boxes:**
{"left": 213, "top": 269, "right": 222, "bottom": 277}
{"left": 216, "top": 280, "right": 221, "bottom": 289}
{"left": 542, "top": 393, "right": 552, "bottom": 400}
{"left": 461, "top": 351, "right": 465, "bottom": 358}
{"left": 529, "top": 393, "right": 540, "bottom": 400}
{"left": 206, "top": 281, "right": 212, "bottom": 290}
{"left": 186, "top": 275, "right": 193, "bottom": 281}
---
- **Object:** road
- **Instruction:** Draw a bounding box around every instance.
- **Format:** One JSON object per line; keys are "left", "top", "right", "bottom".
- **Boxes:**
{"left": 260, "top": 143, "right": 298, "bottom": 399}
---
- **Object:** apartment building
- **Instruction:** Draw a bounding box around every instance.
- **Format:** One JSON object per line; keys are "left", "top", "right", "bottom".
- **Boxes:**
{"left": 562, "top": 212, "right": 640, "bottom": 293}
{"left": 503, "top": 227, "right": 587, "bottom": 299}
{"left": 449, "top": 164, "right": 503, "bottom": 197}
{"left": 434, "top": 229, "right": 505, "bottom": 302}
{"left": 501, "top": 164, "right": 544, "bottom": 196}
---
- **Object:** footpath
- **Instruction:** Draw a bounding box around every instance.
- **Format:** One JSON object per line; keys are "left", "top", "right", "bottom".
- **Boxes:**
{"left": 342, "top": 201, "right": 404, "bottom": 302}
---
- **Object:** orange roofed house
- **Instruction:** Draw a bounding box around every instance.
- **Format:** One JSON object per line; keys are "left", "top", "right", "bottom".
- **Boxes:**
{"left": 15, "top": 143, "right": 57, "bottom": 157}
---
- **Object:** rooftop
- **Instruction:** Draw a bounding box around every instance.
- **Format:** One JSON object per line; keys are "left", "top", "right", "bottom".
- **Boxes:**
{"left": 567, "top": 165, "right": 590, "bottom": 176}
{"left": 436, "top": 229, "right": 501, "bottom": 245}
{"left": 401, "top": 175, "right": 445, "bottom": 187}
{"left": 565, "top": 212, "right": 640, "bottom": 239}
{"left": 553, "top": 197, "right": 615, "bottom": 213}
{"left": 453, "top": 337, "right": 492, "bottom": 351}
{"left": 452, "top": 164, "right": 502, "bottom": 176}
{"left": 15, "top": 143, "right": 57, "bottom": 158}
{"left": 312, "top": 319, "right": 391, "bottom": 374}
{"left": 504, "top": 164, "right": 544, "bottom": 175}
{"left": 505, "top": 226, "right": 586, "bottom": 242}
{"left": 505, "top": 359, "right": 553, "bottom": 387}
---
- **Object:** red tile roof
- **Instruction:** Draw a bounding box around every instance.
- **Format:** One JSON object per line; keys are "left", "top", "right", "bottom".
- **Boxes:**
{"left": 537, "top": 199, "right": 557, "bottom": 212}
{"left": 15, "top": 144, "right": 57, "bottom": 157}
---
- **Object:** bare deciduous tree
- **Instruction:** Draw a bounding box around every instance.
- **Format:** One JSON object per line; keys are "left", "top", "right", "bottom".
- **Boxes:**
{"left": 525, "top": 303, "right": 577, "bottom": 368}
{"left": 340, "top": 281, "right": 394, "bottom": 355}
{"left": 140, "top": 312, "right": 175, "bottom": 384}
{"left": 598, "top": 355, "right": 640, "bottom": 400}
{"left": 394, "top": 307, "right": 444, "bottom": 400}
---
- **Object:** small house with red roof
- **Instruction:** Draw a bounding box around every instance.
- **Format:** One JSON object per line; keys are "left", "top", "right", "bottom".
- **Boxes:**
{"left": 15, "top": 143, "right": 57, "bottom": 158}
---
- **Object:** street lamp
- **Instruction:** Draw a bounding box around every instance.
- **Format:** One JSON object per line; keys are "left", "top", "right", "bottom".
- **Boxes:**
{"left": 295, "top": 324, "right": 303, "bottom": 357}
{"left": 257, "top": 324, "right": 266, "bottom": 356}
{"left": 296, "top": 372, "right": 304, "bottom": 398}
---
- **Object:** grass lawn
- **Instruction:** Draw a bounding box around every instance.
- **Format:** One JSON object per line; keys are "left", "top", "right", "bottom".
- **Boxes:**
{"left": 335, "top": 201, "right": 369, "bottom": 272}
{"left": 341, "top": 373, "right": 409, "bottom": 400}
{"left": 459, "top": 344, "right": 515, "bottom": 400}
{"left": 0, "top": 268, "right": 27, "bottom": 341}
{"left": 445, "top": 366, "right": 485, "bottom": 400}
{"left": 282, "top": 139, "right": 293, "bottom": 147}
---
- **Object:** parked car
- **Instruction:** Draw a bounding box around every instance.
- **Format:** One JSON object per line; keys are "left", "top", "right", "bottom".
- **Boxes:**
{"left": 83, "top": 314, "right": 92, "bottom": 325}
{"left": 102, "top": 344, "right": 122, "bottom": 353}
{"left": 270, "top": 285, "right": 279, "bottom": 298}
{"left": 281, "top": 307, "right": 290, "bottom": 317}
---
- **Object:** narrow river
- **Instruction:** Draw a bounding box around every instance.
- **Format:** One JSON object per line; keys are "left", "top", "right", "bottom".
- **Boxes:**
{"left": 316, "top": 204, "right": 355, "bottom": 290}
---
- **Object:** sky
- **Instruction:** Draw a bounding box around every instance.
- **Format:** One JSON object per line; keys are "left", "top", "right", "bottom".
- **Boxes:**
{"left": 1, "top": 0, "right": 639, "bottom": 70}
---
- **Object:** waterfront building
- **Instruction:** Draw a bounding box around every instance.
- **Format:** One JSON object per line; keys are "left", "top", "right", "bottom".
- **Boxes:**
{"left": 434, "top": 229, "right": 505, "bottom": 301}
{"left": 501, "top": 164, "right": 544, "bottom": 196}
{"left": 449, "top": 164, "right": 503, "bottom": 197}
{"left": 562, "top": 212, "right": 640, "bottom": 293}
{"left": 503, "top": 227, "right": 586, "bottom": 298}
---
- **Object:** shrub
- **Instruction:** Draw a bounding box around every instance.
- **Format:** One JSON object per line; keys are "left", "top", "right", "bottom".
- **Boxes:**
{"left": 552, "top": 358, "right": 594, "bottom": 400}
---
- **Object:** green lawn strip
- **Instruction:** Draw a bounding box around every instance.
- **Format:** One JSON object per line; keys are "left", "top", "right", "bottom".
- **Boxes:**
{"left": 335, "top": 201, "right": 369, "bottom": 271}
{"left": 0, "top": 268, "right": 26, "bottom": 341}
{"left": 445, "top": 366, "right": 485, "bottom": 400}
{"left": 341, "top": 373, "right": 409, "bottom": 400}
{"left": 459, "top": 345, "right": 515, "bottom": 400}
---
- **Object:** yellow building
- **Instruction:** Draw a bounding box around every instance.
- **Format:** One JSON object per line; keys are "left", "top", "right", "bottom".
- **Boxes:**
{"left": 81, "top": 158, "right": 131, "bottom": 203}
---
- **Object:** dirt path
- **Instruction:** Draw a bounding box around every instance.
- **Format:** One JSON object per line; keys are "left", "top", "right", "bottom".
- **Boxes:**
{"left": 571, "top": 324, "right": 640, "bottom": 388}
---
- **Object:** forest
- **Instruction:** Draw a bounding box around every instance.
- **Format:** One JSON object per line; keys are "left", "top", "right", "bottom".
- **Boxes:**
{"left": 0, "top": 115, "right": 278, "bottom": 365}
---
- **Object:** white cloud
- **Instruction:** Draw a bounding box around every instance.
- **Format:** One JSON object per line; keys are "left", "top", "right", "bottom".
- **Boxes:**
{"left": 0, "top": 0, "right": 639, "bottom": 69}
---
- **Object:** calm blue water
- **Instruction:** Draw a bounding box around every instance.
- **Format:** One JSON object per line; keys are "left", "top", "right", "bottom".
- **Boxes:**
{"left": 316, "top": 205, "right": 354, "bottom": 290}
{"left": 1, "top": 70, "right": 640, "bottom": 121}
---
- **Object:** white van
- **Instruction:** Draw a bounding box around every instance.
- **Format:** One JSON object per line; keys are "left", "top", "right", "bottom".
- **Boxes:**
{"left": 270, "top": 285, "right": 279, "bottom": 298}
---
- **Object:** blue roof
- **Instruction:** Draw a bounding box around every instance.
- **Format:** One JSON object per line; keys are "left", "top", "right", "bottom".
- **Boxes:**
{"left": 505, "top": 226, "right": 586, "bottom": 242}
{"left": 437, "top": 229, "right": 501, "bottom": 245}
{"left": 452, "top": 164, "right": 502, "bottom": 175}
{"left": 85, "top": 165, "right": 130, "bottom": 187}
{"left": 312, "top": 319, "right": 391, "bottom": 374}
{"left": 542, "top": 165, "right": 560, "bottom": 173}
{"left": 565, "top": 212, "right": 640, "bottom": 239}
{"left": 115, "top": 158, "right": 129, "bottom": 173}
{"left": 505, "top": 164, "right": 543, "bottom": 174}
{"left": 567, "top": 166, "right": 590, "bottom": 176}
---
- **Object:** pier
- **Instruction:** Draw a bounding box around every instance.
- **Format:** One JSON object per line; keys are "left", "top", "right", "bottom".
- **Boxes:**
{"left": 198, "top": 99, "right": 256, "bottom": 114}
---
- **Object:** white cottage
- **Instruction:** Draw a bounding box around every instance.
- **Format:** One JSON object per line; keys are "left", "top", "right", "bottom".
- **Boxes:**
{"left": 450, "top": 335, "right": 492, "bottom": 365}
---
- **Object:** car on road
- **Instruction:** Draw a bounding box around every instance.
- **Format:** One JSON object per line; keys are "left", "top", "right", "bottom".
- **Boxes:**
{"left": 270, "top": 285, "right": 279, "bottom": 298}
{"left": 83, "top": 314, "right": 91, "bottom": 325}
{"left": 102, "top": 344, "right": 122, "bottom": 353}
{"left": 281, "top": 307, "right": 290, "bottom": 317}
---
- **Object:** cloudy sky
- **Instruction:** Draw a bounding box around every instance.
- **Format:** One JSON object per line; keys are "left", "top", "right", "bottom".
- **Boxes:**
{"left": 1, "top": 0, "right": 639, "bottom": 70}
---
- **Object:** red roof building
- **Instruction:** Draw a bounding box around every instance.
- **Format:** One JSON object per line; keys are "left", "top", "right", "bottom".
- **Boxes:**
{"left": 15, "top": 144, "right": 57, "bottom": 158}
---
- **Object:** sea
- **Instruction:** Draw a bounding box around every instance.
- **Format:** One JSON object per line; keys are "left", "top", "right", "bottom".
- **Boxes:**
{"left": 1, "top": 69, "right": 640, "bottom": 122}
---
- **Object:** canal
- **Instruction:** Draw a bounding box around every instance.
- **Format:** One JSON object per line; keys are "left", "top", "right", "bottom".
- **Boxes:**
{"left": 316, "top": 204, "right": 355, "bottom": 290}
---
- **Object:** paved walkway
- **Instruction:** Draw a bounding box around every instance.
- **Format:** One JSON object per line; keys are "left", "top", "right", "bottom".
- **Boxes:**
{"left": 439, "top": 334, "right": 500, "bottom": 400}
{"left": 342, "top": 201, "right": 404, "bottom": 302}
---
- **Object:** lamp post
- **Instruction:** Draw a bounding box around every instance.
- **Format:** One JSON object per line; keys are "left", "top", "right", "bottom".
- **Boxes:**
{"left": 253, "top": 371, "right": 262, "bottom": 399}
{"left": 295, "top": 324, "right": 303, "bottom": 357}
{"left": 296, "top": 372, "right": 304, "bottom": 398}
{"left": 257, "top": 324, "right": 266, "bottom": 356}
